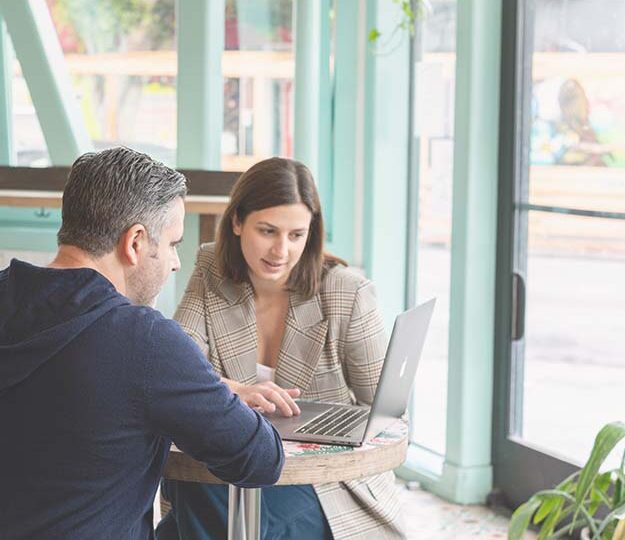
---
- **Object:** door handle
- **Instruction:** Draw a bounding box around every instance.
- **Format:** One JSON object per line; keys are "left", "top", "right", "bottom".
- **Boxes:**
{"left": 512, "top": 272, "right": 525, "bottom": 341}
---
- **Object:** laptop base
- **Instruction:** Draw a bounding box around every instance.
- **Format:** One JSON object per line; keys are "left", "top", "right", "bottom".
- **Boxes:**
{"left": 266, "top": 400, "right": 369, "bottom": 447}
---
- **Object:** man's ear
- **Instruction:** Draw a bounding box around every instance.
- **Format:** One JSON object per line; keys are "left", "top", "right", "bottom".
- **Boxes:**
{"left": 119, "top": 224, "right": 149, "bottom": 266}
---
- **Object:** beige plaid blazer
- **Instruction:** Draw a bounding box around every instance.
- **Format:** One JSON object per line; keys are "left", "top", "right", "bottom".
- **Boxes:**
{"left": 173, "top": 243, "right": 406, "bottom": 539}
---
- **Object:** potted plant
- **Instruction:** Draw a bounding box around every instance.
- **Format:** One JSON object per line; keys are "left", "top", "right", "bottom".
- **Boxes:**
{"left": 509, "top": 421, "right": 625, "bottom": 540}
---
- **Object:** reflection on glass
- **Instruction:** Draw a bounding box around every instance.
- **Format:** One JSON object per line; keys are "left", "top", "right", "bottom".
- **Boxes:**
{"left": 10, "top": 0, "right": 180, "bottom": 165}
{"left": 520, "top": 0, "right": 625, "bottom": 466}
{"left": 531, "top": 1, "right": 625, "bottom": 167}
{"left": 529, "top": 1, "right": 625, "bottom": 210}
{"left": 410, "top": 0, "right": 456, "bottom": 455}
{"left": 13, "top": 1, "right": 294, "bottom": 169}
{"left": 12, "top": 56, "right": 50, "bottom": 166}
{"left": 224, "top": 0, "right": 293, "bottom": 170}
{"left": 523, "top": 212, "right": 625, "bottom": 465}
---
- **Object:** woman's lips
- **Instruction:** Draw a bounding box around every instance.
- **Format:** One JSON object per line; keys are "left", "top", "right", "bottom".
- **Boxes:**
{"left": 261, "top": 259, "right": 286, "bottom": 273}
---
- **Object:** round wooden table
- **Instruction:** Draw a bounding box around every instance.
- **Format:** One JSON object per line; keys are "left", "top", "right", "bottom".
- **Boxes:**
{"left": 163, "top": 420, "right": 408, "bottom": 540}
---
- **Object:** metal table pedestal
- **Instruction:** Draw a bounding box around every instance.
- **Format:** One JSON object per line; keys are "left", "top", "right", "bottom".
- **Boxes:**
{"left": 227, "top": 486, "right": 261, "bottom": 540}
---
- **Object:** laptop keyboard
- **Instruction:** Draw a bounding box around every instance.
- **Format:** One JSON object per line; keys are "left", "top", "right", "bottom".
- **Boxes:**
{"left": 295, "top": 406, "right": 369, "bottom": 437}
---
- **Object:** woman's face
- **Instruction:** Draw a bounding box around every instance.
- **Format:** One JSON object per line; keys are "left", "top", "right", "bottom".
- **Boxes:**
{"left": 233, "top": 203, "right": 313, "bottom": 290}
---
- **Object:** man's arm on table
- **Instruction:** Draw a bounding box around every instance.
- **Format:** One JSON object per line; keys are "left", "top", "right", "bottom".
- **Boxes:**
{"left": 142, "top": 316, "right": 284, "bottom": 487}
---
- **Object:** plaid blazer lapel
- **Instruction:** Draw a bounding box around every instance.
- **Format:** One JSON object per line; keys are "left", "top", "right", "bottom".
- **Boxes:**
{"left": 210, "top": 277, "right": 257, "bottom": 384}
{"left": 274, "top": 292, "right": 328, "bottom": 392}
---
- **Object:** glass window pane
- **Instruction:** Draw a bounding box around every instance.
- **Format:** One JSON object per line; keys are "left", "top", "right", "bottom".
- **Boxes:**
{"left": 530, "top": 1, "right": 625, "bottom": 213}
{"left": 523, "top": 211, "right": 625, "bottom": 465}
{"left": 223, "top": 1, "right": 293, "bottom": 170}
{"left": 518, "top": 0, "right": 625, "bottom": 465}
{"left": 13, "top": 55, "right": 50, "bottom": 166}
{"left": 410, "top": 0, "right": 457, "bottom": 455}
{"left": 45, "top": 0, "right": 177, "bottom": 165}
{"left": 13, "top": 2, "right": 294, "bottom": 170}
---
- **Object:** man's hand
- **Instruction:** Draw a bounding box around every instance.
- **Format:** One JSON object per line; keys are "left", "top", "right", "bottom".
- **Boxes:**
{"left": 223, "top": 378, "right": 301, "bottom": 417}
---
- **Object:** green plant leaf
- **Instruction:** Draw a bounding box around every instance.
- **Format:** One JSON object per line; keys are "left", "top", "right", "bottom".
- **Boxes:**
{"left": 614, "top": 474, "right": 624, "bottom": 507}
{"left": 612, "top": 518, "right": 625, "bottom": 540}
{"left": 402, "top": 2, "right": 414, "bottom": 19}
{"left": 590, "top": 487, "right": 604, "bottom": 516}
{"left": 596, "top": 471, "right": 614, "bottom": 493}
{"left": 556, "top": 471, "right": 581, "bottom": 494}
{"left": 534, "top": 494, "right": 561, "bottom": 524}
{"left": 537, "top": 498, "right": 564, "bottom": 540}
{"left": 368, "top": 29, "right": 381, "bottom": 42}
{"left": 577, "top": 422, "right": 625, "bottom": 507}
{"left": 596, "top": 502, "right": 625, "bottom": 537}
{"left": 509, "top": 499, "right": 543, "bottom": 540}
{"left": 590, "top": 472, "right": 614, "bottom": 515}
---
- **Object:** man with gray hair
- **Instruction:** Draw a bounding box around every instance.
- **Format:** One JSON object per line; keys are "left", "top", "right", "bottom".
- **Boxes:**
{"left": 0, "top": 147, "right": 284, "bottom": 539}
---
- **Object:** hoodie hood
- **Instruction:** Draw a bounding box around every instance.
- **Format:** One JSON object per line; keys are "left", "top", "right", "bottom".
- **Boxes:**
{"left": 0, "top": 259, "right": 129, "bottom": 396}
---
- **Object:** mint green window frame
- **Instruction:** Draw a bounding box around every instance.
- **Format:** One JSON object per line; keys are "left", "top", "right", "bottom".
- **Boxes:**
{"left": 0, "top": 0, "right": 507, "bottom": 506}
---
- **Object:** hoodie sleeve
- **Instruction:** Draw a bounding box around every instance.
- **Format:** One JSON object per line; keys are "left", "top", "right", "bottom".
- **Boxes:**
{"left": 142, "top": 316, "right": 284, "bottom": 488}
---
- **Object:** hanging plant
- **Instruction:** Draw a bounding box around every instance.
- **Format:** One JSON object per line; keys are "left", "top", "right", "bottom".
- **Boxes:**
{"left": 368, "top": 0, "right": 431, "bottom": 52}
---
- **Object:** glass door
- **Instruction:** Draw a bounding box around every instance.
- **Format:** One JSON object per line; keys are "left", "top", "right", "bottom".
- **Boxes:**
{"left": 494, "top": 0, "right": 625, "bottom": 507}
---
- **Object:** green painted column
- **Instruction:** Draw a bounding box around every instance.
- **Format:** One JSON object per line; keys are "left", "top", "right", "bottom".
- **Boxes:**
{"left": 418, "top": 0, "right": 503, "bottom": 504}
{"left": 293, "top": 0, "right": 331, "bottom": 186}
{"left": 176, "top": 0, "right": 224, "bottom": 169}
{"left": 362, "top": 0, "right": 410, "bottom": 329}
{"left": 161, "top": 0, "right": 224, "bottom": 317}
{"left": 0, "top": 15, "right": 13, "bottom": 165}
{"left": 0, "top": 0, "right": 91, "bottom": 165}
{"left": 316, "top": 1, "right": 331, "bottom": 245}
{"left": 327, "top": 0, "right": 360, "bottom": 263}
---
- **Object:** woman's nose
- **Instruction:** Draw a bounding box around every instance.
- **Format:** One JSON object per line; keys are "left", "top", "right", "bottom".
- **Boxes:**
{"left": 272, "top": 236, "right": 288, "bottom": 258}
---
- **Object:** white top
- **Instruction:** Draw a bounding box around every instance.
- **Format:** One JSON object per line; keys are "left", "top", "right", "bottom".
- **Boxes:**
{"left": 256, "top": 363, "right": 275, "bottom": 383}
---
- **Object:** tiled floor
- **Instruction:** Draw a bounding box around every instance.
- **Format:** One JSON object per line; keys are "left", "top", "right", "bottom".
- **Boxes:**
{"left": 398, "top": 481, "right": 535, "bottom": 540}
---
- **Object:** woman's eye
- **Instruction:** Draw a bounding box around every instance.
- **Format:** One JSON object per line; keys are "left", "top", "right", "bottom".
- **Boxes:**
{"left": 260, "top": 228, "right": 274, "bottom": 235}
{"left": 290, "top": 232, "right": 305, "bottom": 240}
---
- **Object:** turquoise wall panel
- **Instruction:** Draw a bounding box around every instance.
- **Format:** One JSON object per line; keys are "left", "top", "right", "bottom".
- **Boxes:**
{"left": 171, "top": 0, "right": 224, "bottom": 315}
{"left": 0, "top": 15, "right": 12, "bottom": 165}
{"left": 327, "top": 0, "right": 360, "bottom": 263}
{"left": 401, "top": 0, "right": 503, "bottom": 505}
{"left": 362, "top": 0, "right": 410, "bottom": 330}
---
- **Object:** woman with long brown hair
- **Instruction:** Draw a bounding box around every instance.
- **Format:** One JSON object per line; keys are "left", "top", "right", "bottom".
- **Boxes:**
{"left": 157, "top": 157, "right": 405, "bottom": 539}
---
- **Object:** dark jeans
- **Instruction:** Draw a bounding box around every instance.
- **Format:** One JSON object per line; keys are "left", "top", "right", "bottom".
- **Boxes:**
{"left": 156, "top": 480, "right": 333, "bottom": 540}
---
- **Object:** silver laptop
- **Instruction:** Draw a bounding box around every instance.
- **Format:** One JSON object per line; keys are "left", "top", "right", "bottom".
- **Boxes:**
{"left": 265, "top": 298, "right": 436, "bottom": 447}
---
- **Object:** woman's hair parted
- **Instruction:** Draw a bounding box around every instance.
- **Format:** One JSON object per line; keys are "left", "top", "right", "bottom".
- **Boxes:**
{"left": 215, "top": 157, "right": 344, "bottom": 298}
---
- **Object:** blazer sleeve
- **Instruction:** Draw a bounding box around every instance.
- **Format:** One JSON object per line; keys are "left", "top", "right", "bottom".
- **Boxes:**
{"left": 173, "top": 250, "right": 210, "bottom": 358}
{"left": 142, "top": 317, "right": 284, "bottom": 488}
{"left": 342, "top": 280, "right": 387, "bottom": 406}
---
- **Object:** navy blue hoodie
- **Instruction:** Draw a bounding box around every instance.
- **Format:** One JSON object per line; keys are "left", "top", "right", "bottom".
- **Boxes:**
{"left": 0, "top": 260, "right": 284, "bottom": 540}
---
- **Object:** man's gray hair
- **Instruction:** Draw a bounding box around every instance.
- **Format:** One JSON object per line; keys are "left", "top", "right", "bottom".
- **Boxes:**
{"left": 57, "top": 147, "right": 187, "bottom": 257}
